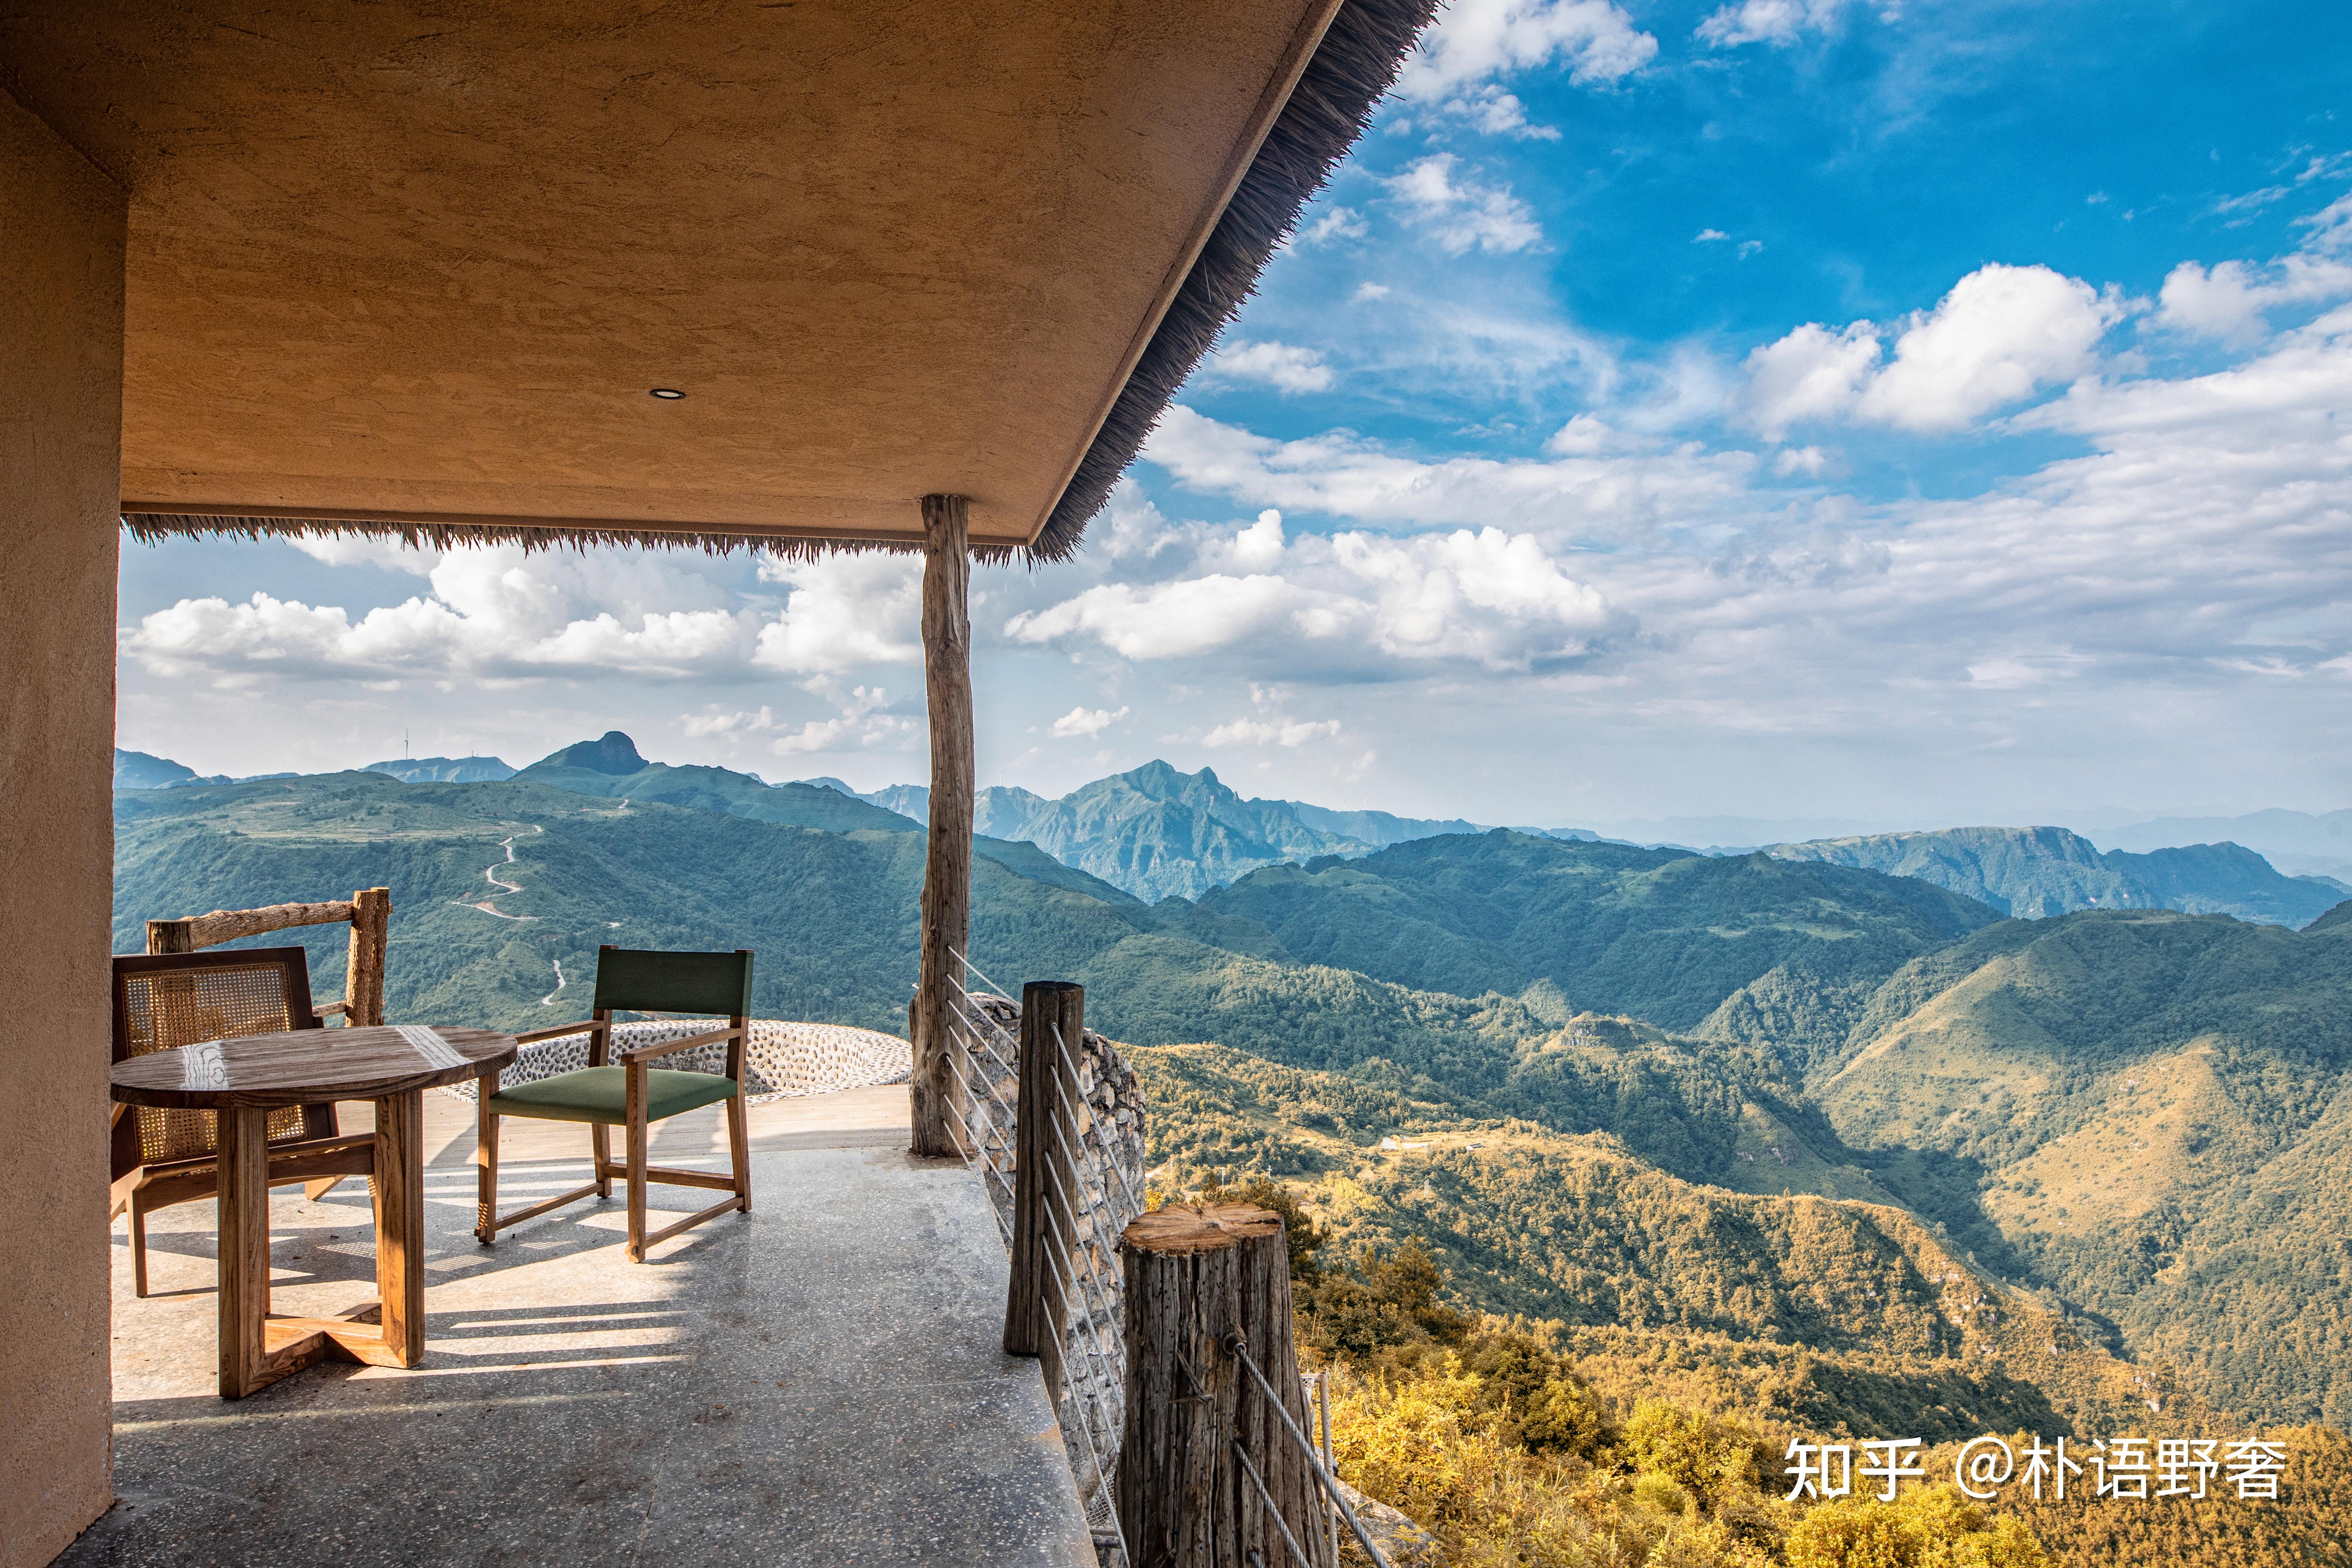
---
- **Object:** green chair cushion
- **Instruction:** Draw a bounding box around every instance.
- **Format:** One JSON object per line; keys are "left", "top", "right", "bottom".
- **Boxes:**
{"left": 487, "top": 1066, "right": 738, "bottom": 1126}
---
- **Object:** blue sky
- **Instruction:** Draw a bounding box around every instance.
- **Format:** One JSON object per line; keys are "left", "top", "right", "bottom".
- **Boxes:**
{"left": 118, "top": 0, "right": 2352, "bottom": 831}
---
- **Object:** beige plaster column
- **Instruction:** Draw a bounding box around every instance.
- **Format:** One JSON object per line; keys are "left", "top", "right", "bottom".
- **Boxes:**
{"left": 0, "top": 85, "right": 125, "bottom": 1566}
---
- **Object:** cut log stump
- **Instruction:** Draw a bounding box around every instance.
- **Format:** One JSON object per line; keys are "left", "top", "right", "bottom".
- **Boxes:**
{"left": 1118, "top": 1202, "right": 1334, "bottom": 1568}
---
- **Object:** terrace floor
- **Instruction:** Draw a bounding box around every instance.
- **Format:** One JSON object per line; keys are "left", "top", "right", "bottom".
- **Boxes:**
{"left": 65, "top": 1086, "right": 1095, "bottom": 1567}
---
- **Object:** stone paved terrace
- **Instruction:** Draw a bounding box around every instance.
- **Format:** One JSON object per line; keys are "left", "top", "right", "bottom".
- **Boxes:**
{"left": 65, "top": 1087, "right": 1096, "bottom": 1567}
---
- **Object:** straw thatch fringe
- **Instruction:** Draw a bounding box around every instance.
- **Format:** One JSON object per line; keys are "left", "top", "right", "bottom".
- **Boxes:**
{"left": 1033, "top": 0, "right": 1440, "bottom": 563}
{"left": 120, "top": 512, "right": 1027, "bottom": 564}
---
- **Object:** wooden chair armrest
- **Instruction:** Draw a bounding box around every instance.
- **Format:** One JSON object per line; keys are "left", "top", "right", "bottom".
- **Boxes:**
{"left": 317, "top": 1001, "right": 350, "bottom": 1020}
{"left": 514, "top": 1019, "right": 604, "bottom": 1045}
{"left": 616, "top": 1024, "right": 743, "bottom": 1065}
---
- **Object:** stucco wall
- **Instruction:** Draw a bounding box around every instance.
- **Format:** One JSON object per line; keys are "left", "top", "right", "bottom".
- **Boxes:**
{"left": 0, "top": 86, "right": 125, "bottom": 1567}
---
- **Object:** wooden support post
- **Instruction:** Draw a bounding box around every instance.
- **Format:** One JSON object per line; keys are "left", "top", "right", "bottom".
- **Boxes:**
{"left": 911, "top": 492, "right": 975, "bottom": 1158}
{"left": 1005, "top": 981, "right": 1083, "bottom": 1359}
{"left": 1119, "top": 1203, "right": 1333, "bottom": 1568}
{"left": 345, "top": 886, "right": 390, "bottom": 1025}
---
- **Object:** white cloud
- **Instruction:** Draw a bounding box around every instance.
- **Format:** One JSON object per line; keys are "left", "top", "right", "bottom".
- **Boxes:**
{"left": 1859, "top": 264, "right": 2122, "bottom": 430}
{"left": 1301, "top": 206, "right": 1368, "bottom": 245}
{"left": 1386, "top": 155, "right": 1543, "bottom": 255}
{"left": 1354, "top": 282, "right": 1392, "bottom": 302}
{"left": 1694, "top": 228, "right": 1730, "bottom": 243}
{"left": 1402, "top": 0, "right": 1656, "bottom": 99}
{"left": 287, "top": 536, "right": 438, "bottom": 575}
{"left": 1544, "top": 414, "right": 1623, "bottom": 455}
{"left": 752, "top": 554, "right": 922, "bottom": 674}
{"left": 1739, "top": 264, "right": 2122, "bottom": 436}
{"left": 1696, "top": 0, "right": 1850, "bottom": 47}
{"left": 2300, "top": 192, "right": 2352, "bottom": 253}
{"left": 767, "top": 684, "right": 914, "bottom": 757}
{"left": 1145, "top": 404, "right": 1756, "bottom": 537}
{"left": 2156, "top": 256, "right": 2352, "bottom": 347}
{"left": 1740, "top": 322, "right": 1881, "bottom": 438}
{"left": 1005, "top": 522, "right": 1611, "bottom": 675}
{"left": 1207, "top": 340, "right": 1336, "bottom": 395}
{"left": 1773, "top": 445, "right": 1830, "bottom": 477}
{"left": 120, "top": 545, "right": 764, "bottom": 683}
{"left": 1051, "top": 705, "right": 1130, "bottom": 739}
{"left": 1436, "top": 86, "right": 1562, "bottom": 141}
{"left": 1205, "top": 715, "right": 1343, "bottom": 748}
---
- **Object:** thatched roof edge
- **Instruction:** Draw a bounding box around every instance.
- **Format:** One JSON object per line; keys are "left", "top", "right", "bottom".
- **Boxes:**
{"left": 1031, "top": 0, "right": 1439, "bottom": 563}
{"left": 120, "top": 513, "right": 1026, "bottom": 563}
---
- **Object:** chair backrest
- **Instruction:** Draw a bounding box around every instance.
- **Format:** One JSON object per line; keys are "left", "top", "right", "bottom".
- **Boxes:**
{"left": 111, "top": 947, "right": 332, "bottom": 1177}
{"left": 592, "top": 946, "right": 755, "bottom": 1017}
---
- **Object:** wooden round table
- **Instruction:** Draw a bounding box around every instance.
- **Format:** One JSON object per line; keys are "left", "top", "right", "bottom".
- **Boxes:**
{"left": 109, "top": 1024, "right": 517, "bottom": 1399}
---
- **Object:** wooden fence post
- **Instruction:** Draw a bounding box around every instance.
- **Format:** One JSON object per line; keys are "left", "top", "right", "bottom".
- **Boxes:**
{"left": 1005, "top": 980, "right": 1084, "bottom": 1363}
{"left": 346, "top": 886, "right": 390, "bottom": 1025}
{"left": 1119, "top": 1203, "right": 1333, "bottom": 1568}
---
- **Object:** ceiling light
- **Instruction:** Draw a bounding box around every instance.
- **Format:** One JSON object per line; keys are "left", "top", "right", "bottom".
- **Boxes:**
{"left": 649, "top": 388, "right": 685, "bottom": 400}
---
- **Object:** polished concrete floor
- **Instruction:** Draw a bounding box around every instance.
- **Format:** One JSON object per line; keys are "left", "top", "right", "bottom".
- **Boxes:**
{"left": 67, "top": 1088, "right": 1095, "bottom": 1567}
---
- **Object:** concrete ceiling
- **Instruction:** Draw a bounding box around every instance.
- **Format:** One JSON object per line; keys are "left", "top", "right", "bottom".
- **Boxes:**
{"left": 0, "top": 1, "right": 1339, "bottom": 547}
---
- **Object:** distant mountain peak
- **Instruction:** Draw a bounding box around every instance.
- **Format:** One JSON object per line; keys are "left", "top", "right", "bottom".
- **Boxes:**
{"left": 531, "top": 731, "right": 648, "bottom": 776}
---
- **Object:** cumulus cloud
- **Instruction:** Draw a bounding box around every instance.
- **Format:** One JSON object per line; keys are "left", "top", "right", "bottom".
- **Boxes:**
{"left": 1004, "top": 519, "right": 1612, "bottom": 675}
{"left": 1402, "top": 0, "right": 1657, "bottom": 98}
{"left": 1435, "top": 86, "right": 1562, "bottom": 141}
{"left": 1740, "top": 322, "right": 1881, "bottom": 438}
{"left": 1697, "top": 0, "right": 1850, "bottom": 47}
{"left": 752, "top": 554, "right": 922, "bottom": 673}
{"left": 121, "top": 545, "right": 764, "bottom": 683}
{"left": 1859, "top": 265, "right": 2123, "bottom": 430}
{"left": 1300, "top": 206, "right": 1368, "bottom": 245}
{"left": 287, "top": 536, "right": 437, "bottom": 575}
{"left": 1144, "top": 404, "right": 1755, "bottom": 538}
{"left": 1386, "top": 155, "right": 1543, "bottom": 254}
{"left": 2156, "top": 256, "right": 2352, "bottom": 346}
{"left": 1207, "top": 340, "right": 1336, "bottom": 394}
{"left": 1051, "top": 705, "right": 1130, "bottom": 739}
{"left": 1205, "top": 715, "right": 1343, "bottom": 748}
{"left": 1738, "top": 264, "right": 2122, "bottom": 436}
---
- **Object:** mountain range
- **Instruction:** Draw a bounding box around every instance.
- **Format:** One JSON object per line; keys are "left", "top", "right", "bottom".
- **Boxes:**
{"left": 1769, "top": 823, "right": 2346, "bottom": 927}
{"left": 109, "top": 733, "right": 2352, "bottom": 1439}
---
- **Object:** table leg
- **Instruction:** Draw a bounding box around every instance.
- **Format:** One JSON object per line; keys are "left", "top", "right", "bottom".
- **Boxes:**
{"left": 374, "top": 1089, "right": 427, "bottom": 1366}
{"left": 216, "top": 1105, "right": 270, "bottom": 1399}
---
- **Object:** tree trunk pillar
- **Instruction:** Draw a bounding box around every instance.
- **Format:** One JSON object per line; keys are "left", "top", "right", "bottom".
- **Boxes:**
{"left": 911, "top": 493, "right": 975, "bottom": 1158}
{"left": 1119, "top": 1203, "right": 1333, "bottom": 1568}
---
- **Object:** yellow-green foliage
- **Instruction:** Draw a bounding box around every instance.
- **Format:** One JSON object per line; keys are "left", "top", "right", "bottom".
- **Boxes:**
{"left": 1321, "top": 1343, "right": 2050, "bottom": 1568}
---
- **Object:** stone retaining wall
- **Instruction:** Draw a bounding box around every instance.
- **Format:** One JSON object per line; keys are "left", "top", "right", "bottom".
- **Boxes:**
{"left": 439, "top": 1018, "right": 911, "bottom": 1104}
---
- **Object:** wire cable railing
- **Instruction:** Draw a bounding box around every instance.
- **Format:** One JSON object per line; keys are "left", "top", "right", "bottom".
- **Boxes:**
{"left": 1226, "top": 1332, "right": 1393, "bottom": 1568}
{"left": 940, "top": 950, "right": 1143, "bottom": 1566}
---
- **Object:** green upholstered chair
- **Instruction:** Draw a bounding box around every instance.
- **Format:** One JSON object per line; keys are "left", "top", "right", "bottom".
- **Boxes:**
{"left": 473, "top": 946, "right": 753, "bottom": 1262}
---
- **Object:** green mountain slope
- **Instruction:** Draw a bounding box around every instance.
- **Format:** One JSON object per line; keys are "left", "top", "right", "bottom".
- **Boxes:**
{"left": 1196, "top": 829, "right": 1999, "bottom": 1034}
{"left": 1770, "top": 824, "right": 2343, "bottom": 926}
{"left": 1758, "top": 908, "right": 2352, "bottom": 1426}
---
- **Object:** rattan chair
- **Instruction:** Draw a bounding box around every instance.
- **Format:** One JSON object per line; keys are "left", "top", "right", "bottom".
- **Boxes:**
{"left": 110, "top": 948, "right": 379, "bottom": 1296}
{"left": 474, "top": 946, "right": 753, "bottom": 1263}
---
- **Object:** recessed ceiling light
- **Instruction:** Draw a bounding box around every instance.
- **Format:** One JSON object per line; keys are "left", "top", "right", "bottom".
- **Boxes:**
{"left": 649, "top": 388, "right": 685, "bottom": 400}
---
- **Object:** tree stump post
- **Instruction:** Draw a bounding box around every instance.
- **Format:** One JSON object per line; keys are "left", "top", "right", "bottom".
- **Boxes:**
{"left": 910, "top": 492, "right": 974, "bottom": 1158}
{"left": 1119, "top": 1203, "right": 1334, "bottom": 1568}
{"left": 1007, "top": 981, "right": 1085, "bottom": 1366}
